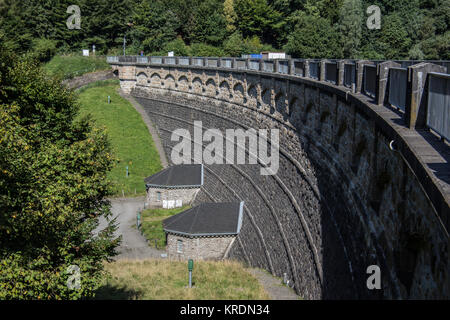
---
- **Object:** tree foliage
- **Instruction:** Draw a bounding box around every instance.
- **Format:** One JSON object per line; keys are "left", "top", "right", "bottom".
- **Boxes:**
{"left": 0, "top": 0, "right": 448, "bottom": 64}
{"left": 0, "top": 41, "right": 120, "bottom": 299}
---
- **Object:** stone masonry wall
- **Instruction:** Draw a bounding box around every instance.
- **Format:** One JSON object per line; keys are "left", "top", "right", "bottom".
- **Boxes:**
{"left": 146, "top": 187, "right": 200, "bottom": 208}
{"left": 167, "top": 234, "right": 235, "bottom": 260}
{"left": 115, "top": 64, "right": 448, "bottom": 300}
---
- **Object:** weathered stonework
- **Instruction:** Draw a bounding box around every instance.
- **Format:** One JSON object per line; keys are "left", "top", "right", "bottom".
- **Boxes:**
{"left": 146, "top": 186, "right": 200, "bottom": 208}
{"left": 110, "top": 62, "right": 449, "bottom": 300}
{"left": 166, "top": 233, "right": 235, "bottom": 260}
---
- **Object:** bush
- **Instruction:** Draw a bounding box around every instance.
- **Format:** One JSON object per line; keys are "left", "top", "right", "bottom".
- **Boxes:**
{"left": 223, "top": 32, "right": 275, "bottom": 57}
{"left": 29, "top": 38, "right": 57, "bottom": 63}
{"left": 163, "top": 38, "right": 190, "bottom": 56}
{"left": 189, "top": 43, "right": 225, "bottom": 57}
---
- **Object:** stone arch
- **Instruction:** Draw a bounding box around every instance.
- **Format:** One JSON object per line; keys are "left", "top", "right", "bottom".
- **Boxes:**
{"left": 333, "top": 120, "right": 348, "bottom": 151}
{"left": 261, "top": 88, "right": 271, "bottom": 113}
{"left": 150, "top": 73, "right": 161, "bottom": 87}
{"left": 219, "top": 80, "right": 231, "bottom": 99}
{"left": 233, "top": 83, "right": 244, "bottom": 104}
{"left": 351, "top": 136, "right": 367, "bottom": 174}
{"left": 164, "top": 74, "right": 175, "bottom": 89}
{"left": 288, "top": 97, "right": 298, "bottom": 117}
{"left": 177, "top": 75, "right": 189, "bottom": 91}
{"left": 205, "top": 78, "right": 216, "bottom": 96}
{"left": 247, "top": 84, "right": 258, "bottom": 109}
{"left": 192, "top": 77, "right": 203, "bottom": 94}
{"left": 274, "top": 91, "right": 285, "bottom": 117}
{"left": 136, "top": 72, "right": 148, "bottom": 86}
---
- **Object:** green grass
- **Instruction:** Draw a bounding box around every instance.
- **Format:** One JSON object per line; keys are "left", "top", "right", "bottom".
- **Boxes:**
{"left": 77, "top": 82, "right": 162, "bottom": 196}
{"left": 140, "top": 206, "right": 191, "bottom": 249}
{"left": 95, "top": 259, "right": 270, "bottom": 300}
{"left": 44, "top": 54, "right": 110, "bottom": 80}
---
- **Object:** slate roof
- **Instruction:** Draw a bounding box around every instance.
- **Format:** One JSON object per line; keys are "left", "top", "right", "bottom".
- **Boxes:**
{"left": 163, "top": 202, "right": 244, "bottom": 236}
{"left": 144, "top": 164, "right": 203, "bottom": 188}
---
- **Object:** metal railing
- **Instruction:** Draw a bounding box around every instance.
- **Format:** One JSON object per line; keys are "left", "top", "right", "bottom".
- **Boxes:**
{"left": 363, "top": 65, "right": 377, "bottom": 98}
{"left": 278, "top": 60, "right": 289, "bottom": 74}
{"left": 106, "top": 55, "right": 450, "bottom": 138}
{"left": 262, "top": 60, "right": 274, "bottom": 72}
{"left": 344, "top": 63, "right": 356, "bottom": 89}
{"left": 325, "top": 62, "right": 338, "bottom": 84}
{"left": 309, "top": 61, "right": 320, "bottom": 80}
{"left": 388, "top": 67, "right": 408, "bottom": 111}
{"left": 427, "top": 72, "right": 450, "bottom": 140}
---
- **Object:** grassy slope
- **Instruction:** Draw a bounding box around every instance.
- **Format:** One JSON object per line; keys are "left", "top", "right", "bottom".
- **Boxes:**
{"left": 96, "top": 259, "right": 270, "bottom": 300}
{"left": 44, "top": 55, "right": 110, "bottom": 79}
{"left": 77, "top": 82, "right": 162, "bottom": 196}
{"left": 140, "top": 206, "right": 191, "bottom": 249}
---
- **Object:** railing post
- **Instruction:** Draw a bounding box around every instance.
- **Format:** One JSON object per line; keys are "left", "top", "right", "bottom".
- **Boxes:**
{"left": 320, "top": 60, "right": 327, "bottom": 81}
{"left": 356, "top": 60, "right": 374, "bottom": 94}
{"left": 377, "top": 61, "right": 401, "bottom": 106}
{"left": 289, "top": 59, "right": 295, "bottom": 75}
{"left": 304, "top": 60, "right": 310, "bottom": 78}
{"left": 337, "top": 60, "right": 345, "bottom": 86}
{"left": 405, "top": 62, "right": 447, "bottom": 129}
{"left": 232, "top": 58, "right": 236, "bottom": 69}
{"left": 274, "top": 60, "right": 280, "bottom": 73}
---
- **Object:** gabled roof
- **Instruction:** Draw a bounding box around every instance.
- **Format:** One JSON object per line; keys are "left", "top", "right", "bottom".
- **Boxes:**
{"left": 163, "top": 202, "right": 244, "bottom": 237}
{"left": 144, "top": 164, "right": 203, "bottom": 188}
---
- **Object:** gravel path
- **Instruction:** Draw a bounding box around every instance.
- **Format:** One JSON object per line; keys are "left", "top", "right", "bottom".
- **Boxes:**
{"left": 118, "top": 89, "right": 169, "bottom": 169}
{"left": 247, "top": 269, "right": 299, "bottom": 300}
{"left": 97, "top": 197, "right": 164, "bottom": 260}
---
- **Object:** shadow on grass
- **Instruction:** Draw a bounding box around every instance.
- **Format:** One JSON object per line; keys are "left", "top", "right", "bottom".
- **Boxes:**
{"left": 94, "top": 284, "right": 142, "bottom": 300}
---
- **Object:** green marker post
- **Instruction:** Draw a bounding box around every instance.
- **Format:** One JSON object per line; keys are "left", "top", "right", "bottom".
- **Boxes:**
{"left": 188, "top": 259, "right": 194, "bottom": 288}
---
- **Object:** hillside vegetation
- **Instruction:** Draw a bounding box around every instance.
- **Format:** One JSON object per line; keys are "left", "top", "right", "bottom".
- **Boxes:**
{"left": 0, "top": 0, "right": 448, "bottom": 60}
{"left": 44, "top": 54, "right": 110, "bottom": 80}
{"left": 77, "top": 81, "right": 162, "bottom": 196}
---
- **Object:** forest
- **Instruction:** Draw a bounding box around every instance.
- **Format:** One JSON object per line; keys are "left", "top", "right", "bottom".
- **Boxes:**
{"left": 0, "top": 0, "right": 449, "bottom": 61}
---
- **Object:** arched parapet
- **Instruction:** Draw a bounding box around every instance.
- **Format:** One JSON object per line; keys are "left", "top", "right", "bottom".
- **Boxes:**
{"left": 164, "top": 74, "right": 176, "bottom": 90}
{"left": 177, "top": 75, "right": 189, "bottom": 92}
{"left": 205, "top": 78, "right": 217, "bottom": 97}
{"left": 191, "top": 77, "right": 203, "bottom": 94}
{"left": 149, "top": 72, "right": 162, "bottom": 88}
{"left": 136, "top": 71, "right": 148, "bottom": 86}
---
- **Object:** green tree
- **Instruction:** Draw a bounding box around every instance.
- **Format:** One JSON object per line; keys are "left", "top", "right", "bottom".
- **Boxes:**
{"left": 284, "top": 12, "right": 342, "bottom": 58}
{"left": 378, "top": 13, "right": 412, "bottom": 59}
{"left": 0, "top": 43, "right": 120, "bottom": 299}
{"left": 339, "top": 0, "right": 363, "bottom": 58}
{"left": 224, "top": 0, "right": 238, "bottom": 33}
{"left": 234, "top": 0, "right": 285, "bottom": 45}
{"left": 129, "top": 0, "right": 179, "bottom": 53}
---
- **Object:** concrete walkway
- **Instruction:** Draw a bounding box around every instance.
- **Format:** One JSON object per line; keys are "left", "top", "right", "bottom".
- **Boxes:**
{"left": 97, "top": 197, "right": 164, "bottom": 260}
{"left": 247, "top": 268, "right": 300, "bottom": 300}
{"left": 118, "top": 89, "right": 169, "bottom": 169}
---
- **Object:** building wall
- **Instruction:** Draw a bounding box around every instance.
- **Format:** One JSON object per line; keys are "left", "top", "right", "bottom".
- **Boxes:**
{"left": 166, "top": 234, "right": 235, "bottom": 260}
{"left": 146, "top": 186, "right": 200, "bottom": 208}
{"left": 113, "top": 63, "right": 449, "bottom": 300}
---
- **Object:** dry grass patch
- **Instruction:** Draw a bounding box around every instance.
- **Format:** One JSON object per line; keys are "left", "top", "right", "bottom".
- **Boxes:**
{"left": 95, "top": 259, "right": 270, "bottom": 300}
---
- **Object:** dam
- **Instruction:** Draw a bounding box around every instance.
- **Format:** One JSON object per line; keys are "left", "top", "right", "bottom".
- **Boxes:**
{"left": 107, "top": 56, "right": 449, "bottom": 299}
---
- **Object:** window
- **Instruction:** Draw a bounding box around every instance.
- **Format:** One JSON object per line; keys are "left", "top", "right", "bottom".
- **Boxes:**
{"left": 156, "top": 191, "right": 161, "bottom": 201}
{"left": 177, "top": 240, "right": 183, "bottom": 253}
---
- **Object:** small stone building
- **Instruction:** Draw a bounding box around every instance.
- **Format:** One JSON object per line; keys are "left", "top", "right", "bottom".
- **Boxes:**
{"left": 163, "top": 202, "right": 244, "bottom": 260}
{"left": 144, "top": 164, "right": 203, "bottom": 208}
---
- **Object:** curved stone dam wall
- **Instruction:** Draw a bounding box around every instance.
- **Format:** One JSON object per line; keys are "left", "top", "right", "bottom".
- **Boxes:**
{"left": 110, "top": 58, "right": 448, "bottom": 299}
